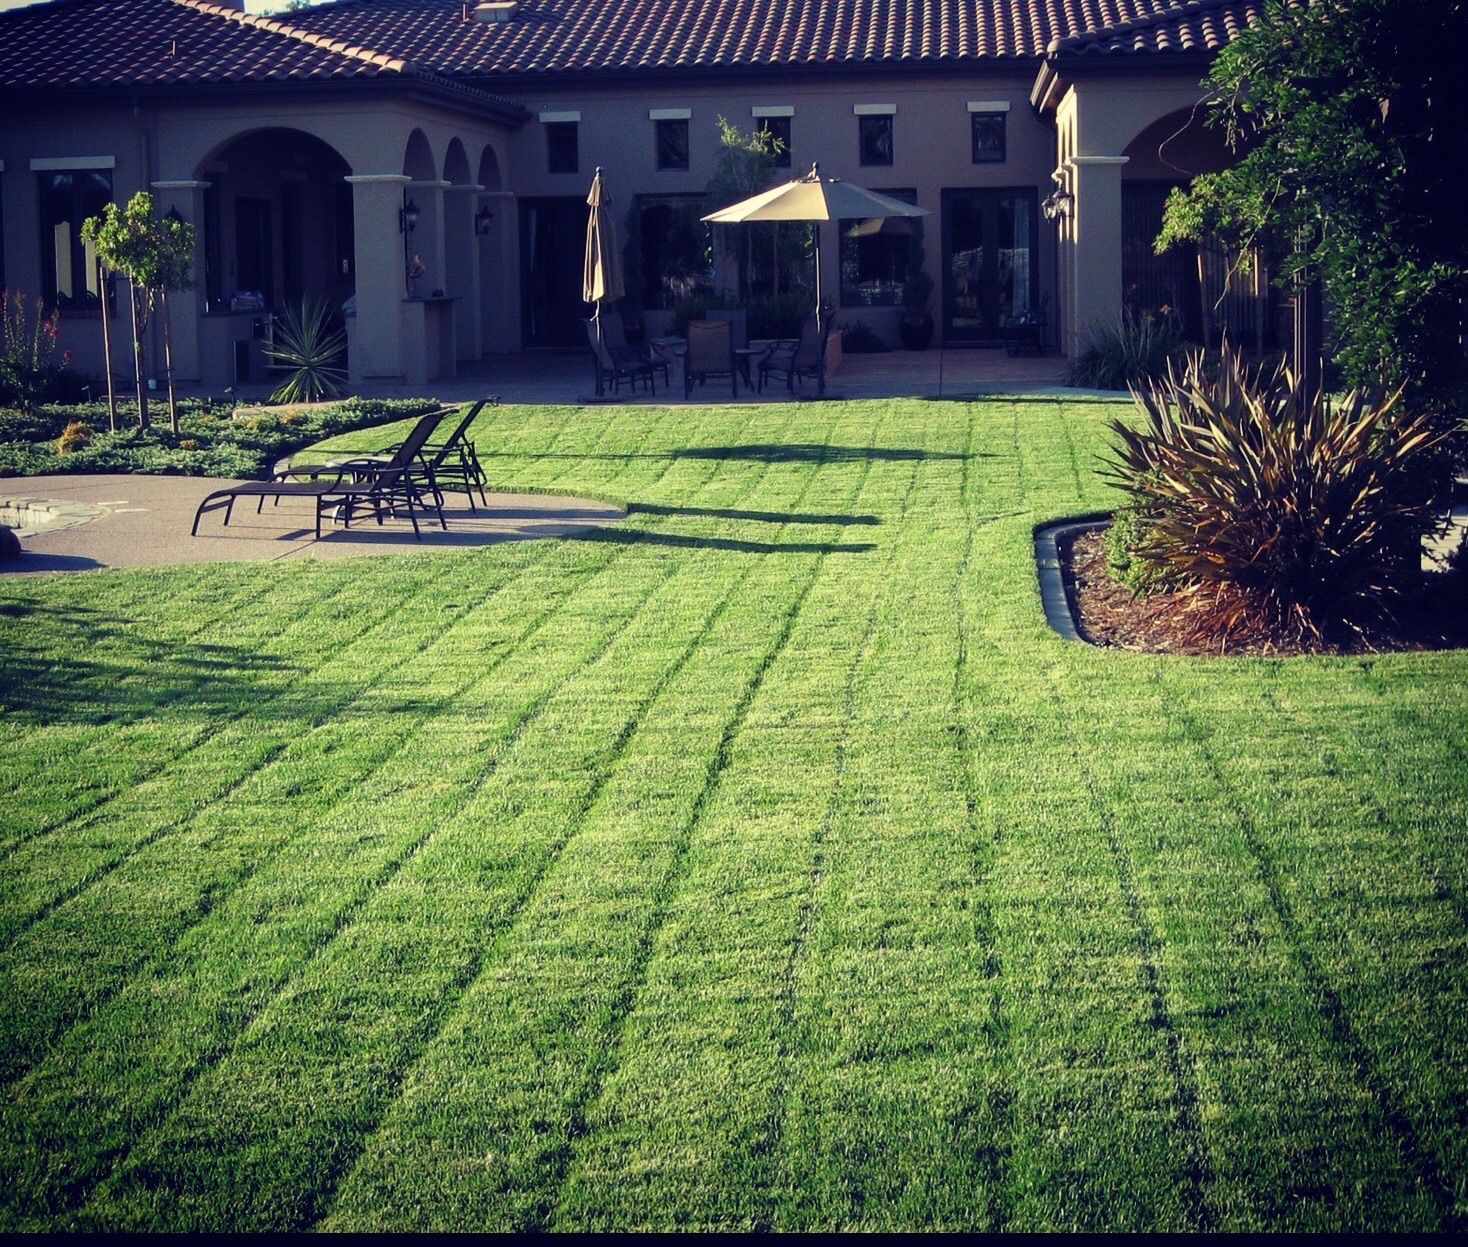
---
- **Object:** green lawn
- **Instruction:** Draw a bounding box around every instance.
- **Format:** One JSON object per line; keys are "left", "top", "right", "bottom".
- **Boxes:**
{"left": 1, "top": 396, "right": 1464, "bottom": 1232}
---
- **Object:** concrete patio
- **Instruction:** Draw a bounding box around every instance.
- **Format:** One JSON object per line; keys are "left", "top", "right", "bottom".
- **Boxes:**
{"left": 203, "top": 347, "right": 1090, "bottom": 407}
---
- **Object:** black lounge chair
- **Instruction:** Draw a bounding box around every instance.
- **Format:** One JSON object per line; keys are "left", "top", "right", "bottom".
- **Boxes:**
{"left": 360, "top": 398, "right": 495, "bottom": 511}
{"left": 191, "top": 406, "right": 451, "bottom": 540}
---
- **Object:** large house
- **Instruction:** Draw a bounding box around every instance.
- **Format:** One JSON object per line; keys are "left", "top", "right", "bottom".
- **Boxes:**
{"left": 0, "top": 0, "right": 1275, "bottom": 389}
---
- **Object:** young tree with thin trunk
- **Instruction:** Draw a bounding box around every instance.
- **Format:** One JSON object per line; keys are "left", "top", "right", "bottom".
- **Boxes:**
{"left": 81, "top": 192, "right": 195, "bottom": 432}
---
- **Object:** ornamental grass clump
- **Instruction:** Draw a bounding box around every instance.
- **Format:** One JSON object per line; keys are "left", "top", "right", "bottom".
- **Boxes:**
{"left": 1104, "top": 344, "right": 1445, "bottom": 649}
{"left": 1067, "top": 307, "right": 1186, "bottom": 391}
{"left": 263, "top": 300, "right": 347, "bottom": 405}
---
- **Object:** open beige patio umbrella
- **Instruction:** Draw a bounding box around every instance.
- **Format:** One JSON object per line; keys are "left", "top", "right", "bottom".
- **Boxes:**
{"left": 583, "top": 167, "right": 624, "bottom": 326}
{"left": 702, "top": 163, "right": 929, "bottom": 332}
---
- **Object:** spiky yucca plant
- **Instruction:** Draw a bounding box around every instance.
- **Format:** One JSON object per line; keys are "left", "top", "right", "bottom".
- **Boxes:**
{"left": 1067, "top": 307, "right": 1186, "bottom": 391}
{"left": 264, "top": 300, "right": 347, "bottom": 405}
{"left": 1104, "top": 344, "right": 1445, "bottom": 648}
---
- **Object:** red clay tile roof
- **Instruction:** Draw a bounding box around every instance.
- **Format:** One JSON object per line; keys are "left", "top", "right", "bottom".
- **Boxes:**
{"left": 1047, "top": 0, "right": 1280, "bottom": 57}
{"left": 0, "top": 0, "right": 404, "bottom": 89}
{"left": 0, "top": 0, "right": 1272, "bottom": 94}
{"left": 237, "top": 0, "right": 1273, "bottom": 77}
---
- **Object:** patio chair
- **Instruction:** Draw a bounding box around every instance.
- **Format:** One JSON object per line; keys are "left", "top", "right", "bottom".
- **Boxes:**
{"left": 599, "top": 310, "right": 671, "bottom": 388}
{"left": 683, "top": 318, "right": 738, "bottom": 398}
{"left": 367, "top": 397, "right": 495, "bottom": 510}
{"left": 759, "top": 317, "right": 830, "bottom": 395}
{"left": 191, "top": 405, "right": 450, "bottom": 540}
{"left": 586, "top": 319, "right": 658, "bottom": 396}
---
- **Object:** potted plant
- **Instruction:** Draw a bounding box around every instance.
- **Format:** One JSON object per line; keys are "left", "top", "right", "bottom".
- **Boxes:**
{"left": 898, "top": 221, "right": 935, "bottom": 351}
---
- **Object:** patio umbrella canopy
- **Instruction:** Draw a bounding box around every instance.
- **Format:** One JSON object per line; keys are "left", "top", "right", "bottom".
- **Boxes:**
{"left": 583, "top": 166, "right": 624, "bottom": 314}
{"left": 703, "top": 163, "right": 929, "bottom": 329}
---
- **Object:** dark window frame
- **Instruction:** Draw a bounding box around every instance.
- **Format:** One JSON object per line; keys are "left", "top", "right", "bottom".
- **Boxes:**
{"left": 858, "top": 114, "right": 894, "bottom": 167}
{"left": 37, "top": 168, "right": 112, "bottom": 312}
{"left": 545, "top": 121, "right": 579, "bottom": 174}
{"left": 636, "top": 193, "right": 712, "bottom": 310}
{"left": 971, "top": 112, "right": 1007, "bottom": 164}
{"left": 655, "top": 118, "right": 690, "bottom": 171}
{"left": 757, "top": 115, "right": 792, "bottom": 169}
{"left": 839, "top": 187, "right": 918, "bottom": 308}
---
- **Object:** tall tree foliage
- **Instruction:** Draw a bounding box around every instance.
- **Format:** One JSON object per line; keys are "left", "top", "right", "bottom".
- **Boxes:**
{"left": 1158, "top": 0, "right": 1468, "bottom": 425}
{"left": 81, "top": 192, "right": 195, "bottom": 432}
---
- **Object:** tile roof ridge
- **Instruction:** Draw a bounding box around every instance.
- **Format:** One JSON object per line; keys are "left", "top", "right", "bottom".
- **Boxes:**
{"left": 1046, "top": 0, "right": 1247, "bottom": 54}
{"left": 166, "top": 0, "right": 417, "bottom": 73}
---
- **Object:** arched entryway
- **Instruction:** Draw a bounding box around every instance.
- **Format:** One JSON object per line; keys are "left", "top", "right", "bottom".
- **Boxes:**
{"left": 184, "top": 128, "right": 353, "bottom": 385}
{"left": 1120, "top": 109, "right": 1278, "bottom": 350}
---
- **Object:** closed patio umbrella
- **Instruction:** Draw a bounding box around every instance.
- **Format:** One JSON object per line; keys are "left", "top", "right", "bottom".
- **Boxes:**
{"left": 583, "top": 167, "right": 624, "bottom": 325}
{"left": 703, "top": 163, "right": 928, "bottom": 332}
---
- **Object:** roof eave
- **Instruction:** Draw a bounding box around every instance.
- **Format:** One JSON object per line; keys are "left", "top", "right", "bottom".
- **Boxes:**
{"left": 1030, "top": 48, "right": 1216, "bottom": 114}
{"left": 0, "top": 74, "right": 530, "bottom": 126}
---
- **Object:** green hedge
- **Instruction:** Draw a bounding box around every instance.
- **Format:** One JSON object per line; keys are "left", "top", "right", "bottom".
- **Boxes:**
{"left": 0, "top": 397, "right": 443, "bottom": 480}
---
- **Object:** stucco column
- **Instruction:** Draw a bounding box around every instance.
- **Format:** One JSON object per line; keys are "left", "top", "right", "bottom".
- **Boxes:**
{"left": 444, "top": 182, "right": 482, "bottom": 363}
{"left": 150, "top": 180, "right": 208, "bottom": 383}
{"left": 479, "top": 190, "right": 518, "bottom": 353}
{"left": 406, "top": 179, "right": 448, "bottom": 297}
{"left": 345, "top": 173, "right": 410, "bottom": 382}
{"left": 1066, "top": 155, "right": 1128, "bottom": 356}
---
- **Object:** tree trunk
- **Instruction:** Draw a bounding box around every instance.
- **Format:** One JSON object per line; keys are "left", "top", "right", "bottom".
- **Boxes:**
{"left": 97, "top": 262, "right": 117, "bottom": 432}
{"left": 161, "top": 289, "right": 179, "bottom": 434}
{"left": 128, "top": 282, "right": 149, "bottom": 429}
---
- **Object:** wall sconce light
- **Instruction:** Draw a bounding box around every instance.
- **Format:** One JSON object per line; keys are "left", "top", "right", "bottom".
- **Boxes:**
{"left": 399, "top": 198, "right": 420, "bottom": 234}
{"left": 474, "top": 204, "right": 495, "bottom": 235}
{"left": 1041, "top": 189, "right": 1073, "bottom": 220}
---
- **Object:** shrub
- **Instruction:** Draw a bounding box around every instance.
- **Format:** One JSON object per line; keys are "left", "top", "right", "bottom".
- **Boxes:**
{"left": 744, "top": 292, "right": 812, "bottom": 340}
{"left": 1068, "top": 308, "right": 1185, "bottom": 391}
{"left": 1104, "top": 343, "right": 1446, "bottom": 647}
{"left": 55, "top": 420, "right": 93, "bottom": 456}
{"left": 0, "top": 291, "right": 70, "bottom": 413}
{"left": 263, "top": 300, "right": 347, "bottom": 405}
{"left": 1103, "top": 503, "right": 1161, "bottom": 595}
{"left": 838, "top": 320, "right": 889, "bottom": 353}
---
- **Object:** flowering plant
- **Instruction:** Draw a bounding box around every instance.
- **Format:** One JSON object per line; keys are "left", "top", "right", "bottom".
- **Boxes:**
{"left": 0, "top": 290, "right": 69, "bottom": 413}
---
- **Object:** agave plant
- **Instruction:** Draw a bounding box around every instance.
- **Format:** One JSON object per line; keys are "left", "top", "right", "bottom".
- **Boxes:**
{"left": 1103, "top": 343, "right": 1445, "bottom": 647}
{"left": 1067, "top": 307, "right": 1186, "bottom": 391}
{"left": 264, "top": 299, "right": 347, "bottom": 405}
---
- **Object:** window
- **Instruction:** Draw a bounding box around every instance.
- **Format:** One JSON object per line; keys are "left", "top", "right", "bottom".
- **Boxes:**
{"left": 636, "top": 194, "right": 711, "bottom": 308}
{"left": 840, "top": 187, "right": 917, "bottom": 307}
{"left": 655, "top": 118, "right": 690, "bottom": 170}
{"left": 757, "top": 116, "right": 791, "bottom": 168}
{"left": 38, "top": 169, "right": 110, "bottom": 310}
{"left": 545, "top": 121, "right": 578, "bottom": 173}
{"left": 858, "top": 115, "right": 893, "bottom": 166}
{"left": 971, "top": 113, "right": 1006, "bottom": 163}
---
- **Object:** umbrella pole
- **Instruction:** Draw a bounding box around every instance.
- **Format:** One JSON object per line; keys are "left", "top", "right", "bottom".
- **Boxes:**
{"left": 813, "top": 223, "right": 822, "bottom": 335}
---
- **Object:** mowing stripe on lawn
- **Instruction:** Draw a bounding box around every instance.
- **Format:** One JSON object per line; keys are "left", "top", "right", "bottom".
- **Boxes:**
{"left": 546, "top": 412, "right": 905, "bottom": 1229}
{"left": 1043, "top": 670, "right": 1218, "bottom": 1231}
{"left": 70, "top": 407, "right": 819, "bottom": 1230}
{"left": 1156, "top": 676, "right": 1463, "bottom": 1228}
{"left": 315, "top": 410, "right": 894, "bottom": 1231}
{"left": 0, "top": 565, "right": 373, "bottom": 851}
{"left": 0, "top": 404, "right": 783, "bottom": 1097}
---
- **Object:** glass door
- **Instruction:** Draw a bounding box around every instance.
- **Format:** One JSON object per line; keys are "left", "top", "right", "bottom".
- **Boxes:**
{"left": 519, "top": 197, "right": 591, "bottom": 348}
{"left": 941, "top": 188, "right": 1038, "bottom": 344}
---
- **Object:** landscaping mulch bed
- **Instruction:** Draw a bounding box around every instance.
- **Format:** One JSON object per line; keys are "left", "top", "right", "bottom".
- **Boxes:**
{"left": 1065, "top": 526, "right": 1467, "bottom": 657}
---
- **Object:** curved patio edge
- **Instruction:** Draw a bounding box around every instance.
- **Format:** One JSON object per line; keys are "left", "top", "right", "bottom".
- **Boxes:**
{"left": 1034, "top": 514, "right": 1110, "bottom": 643}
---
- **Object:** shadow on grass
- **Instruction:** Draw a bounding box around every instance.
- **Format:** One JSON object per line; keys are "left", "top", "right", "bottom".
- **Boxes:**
{"left": 627, "top": 502, "right": 880, "bottom": 526}
{"left": 567, "top": 528, "right": 875, "bottom": 555}
{"left": 481, "top": 444, "right": 988, "bottom": 464}
{"left": 0, "top": 600, "right": 297, "bottom": 726}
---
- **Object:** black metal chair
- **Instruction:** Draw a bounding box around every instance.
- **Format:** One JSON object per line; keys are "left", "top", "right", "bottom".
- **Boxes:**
{"left": 599, "top": 310, "right": 671, "bottom": 388}
{"left": 759, "top": 317, "right": 830, "bottom": 395}
{"left": 191, "top": 406, "right": 450, "bottom": 540}
{"left": 683, "top": 318, "right": 738, "bottom": 398}
{"left": 586, "top": 319, "right": 657, "bottom": 396}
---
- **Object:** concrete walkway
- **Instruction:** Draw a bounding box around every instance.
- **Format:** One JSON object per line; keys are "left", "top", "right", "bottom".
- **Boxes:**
{"left": 0, "top": 474, "right": 624, "bottom": 575}
{"left": 198, "top": 348, "right": 1097, "bottom": 407}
